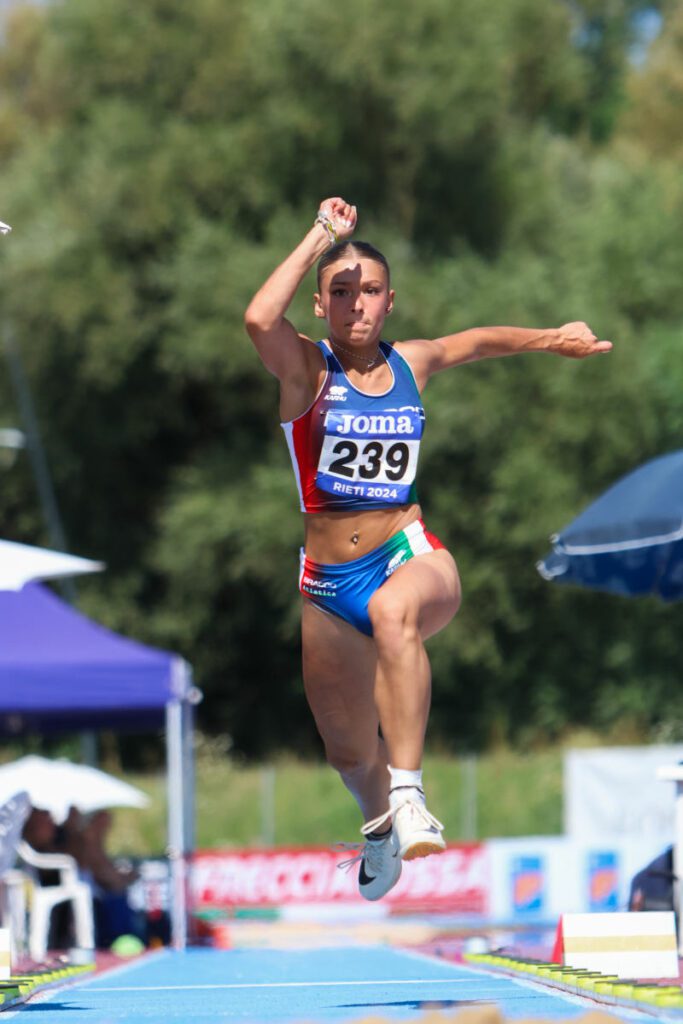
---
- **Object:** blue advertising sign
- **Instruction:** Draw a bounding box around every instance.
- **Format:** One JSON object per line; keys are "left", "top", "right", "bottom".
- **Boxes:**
{"left": 511, "top": 854, "right": 545, "bottom": 916}
{"left": 587, "top": 850, "right": 619, "bottom": 911}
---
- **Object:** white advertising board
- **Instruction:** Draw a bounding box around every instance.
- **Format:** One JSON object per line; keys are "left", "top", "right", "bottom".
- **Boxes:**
{"left": 561, "top": 910, "right": 679, "bottom": 979}
{"left": 564, "top": 745, "right": 683, "bottom": 841}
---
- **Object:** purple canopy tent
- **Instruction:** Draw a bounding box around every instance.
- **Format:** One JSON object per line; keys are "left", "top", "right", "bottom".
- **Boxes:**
{"left": 0, "top": 582, "right": 196, "bottom": 950}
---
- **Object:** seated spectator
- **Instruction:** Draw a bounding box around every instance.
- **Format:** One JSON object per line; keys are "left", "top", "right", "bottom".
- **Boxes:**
{"left": 22, "top": 807, "right": 58, "bottom": 855}
{"left": 61, "top": 808, "right": 145, "bottom": 949}
{"left": 62, "top": 810, "right": 137, "bottom": 891}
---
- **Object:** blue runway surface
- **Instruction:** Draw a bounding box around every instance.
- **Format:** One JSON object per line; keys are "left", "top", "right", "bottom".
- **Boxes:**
{"left": 8, "top": 947, "right": 640, "bottom": 1023}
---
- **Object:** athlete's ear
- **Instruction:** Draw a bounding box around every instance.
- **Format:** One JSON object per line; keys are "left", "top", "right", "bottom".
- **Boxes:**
{"left": 313, "top": 293, "right": 326, "bottom": 318}
{"left": 385, "top": 289, "right": 395, "bottom": 315}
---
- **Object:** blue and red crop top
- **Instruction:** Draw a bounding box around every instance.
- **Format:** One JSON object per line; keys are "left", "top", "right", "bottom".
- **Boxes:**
{"left": 281, "top": 339, "right": 425, "bottom": 513}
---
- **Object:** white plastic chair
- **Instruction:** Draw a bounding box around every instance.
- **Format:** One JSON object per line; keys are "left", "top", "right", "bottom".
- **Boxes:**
{"left": 16, "top": 840, "right": 94, "bottom": 961}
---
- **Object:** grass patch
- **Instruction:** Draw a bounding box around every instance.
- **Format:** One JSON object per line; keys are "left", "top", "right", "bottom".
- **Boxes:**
{"left": 108, "top": 744, "right": 564, "bottom": 856}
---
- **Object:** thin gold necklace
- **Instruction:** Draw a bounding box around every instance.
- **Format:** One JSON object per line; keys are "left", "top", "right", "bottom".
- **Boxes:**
{"left": 330, "top": 340, "right": 382, "bottom": 369}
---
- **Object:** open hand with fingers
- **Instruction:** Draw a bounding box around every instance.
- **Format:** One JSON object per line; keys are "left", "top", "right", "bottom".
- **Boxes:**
{"left": 551, "top": 321, "right": 613, "bottom": 359}
{"left": 316, "top": 197, "right": 357, "bottom": 245}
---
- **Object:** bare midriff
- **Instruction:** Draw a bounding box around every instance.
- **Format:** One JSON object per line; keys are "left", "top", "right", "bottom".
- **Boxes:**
{"left": 303, "top": 504, "right": 422, "bottom": 564}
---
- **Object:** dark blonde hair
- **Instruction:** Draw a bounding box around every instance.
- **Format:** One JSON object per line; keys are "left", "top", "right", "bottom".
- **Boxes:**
{"left": 317, "top": 241, "right": 390, "bottom": 290}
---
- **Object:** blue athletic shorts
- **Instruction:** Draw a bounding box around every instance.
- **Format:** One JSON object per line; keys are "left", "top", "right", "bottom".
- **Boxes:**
{"left": 299, "top": 519, "right": 445, "bottom": 636}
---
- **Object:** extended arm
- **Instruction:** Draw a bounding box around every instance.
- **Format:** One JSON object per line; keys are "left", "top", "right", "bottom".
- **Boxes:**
{"left": 401, "top": 322, "right": 612, "bottom": 387}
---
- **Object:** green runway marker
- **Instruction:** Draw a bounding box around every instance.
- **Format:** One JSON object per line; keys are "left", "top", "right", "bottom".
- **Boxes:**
{"left": 573, "top": 973, "right": 603, "bottom": 990}
{"left": 578, "top": 974, "right": 615, "bottom": 992}
{"left": 464, "top": 947, "right": 683, "bottom": 1014}
{"left": 593, "top": 977, "right": 619, "bottom": 994}
{"left": 656, "top": 992, "right": 683, "bottom": 1008}
{"left": 632, "top": 984, "right": 667, "bottom": 1001}
{"left": 612, "top": 982, "right": 636, "bottom": 998}
{"left": 11, "top": 974, "right": 39, "bottom": 985}
{"left": 559, "top": 971, "right": 585, "bottom": 984}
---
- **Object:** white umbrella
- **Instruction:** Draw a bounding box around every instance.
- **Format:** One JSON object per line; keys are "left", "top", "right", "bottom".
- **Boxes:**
{"left": 0, "top": 756, "right": 150, "bottom": 824}
{"left": 0, "top": 539, "right": 104, "bottom": 591}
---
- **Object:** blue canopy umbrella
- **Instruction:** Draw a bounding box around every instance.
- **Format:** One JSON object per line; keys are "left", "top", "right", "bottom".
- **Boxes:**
{"left": 537, "top": 449, "right": 683, "bottom": 601}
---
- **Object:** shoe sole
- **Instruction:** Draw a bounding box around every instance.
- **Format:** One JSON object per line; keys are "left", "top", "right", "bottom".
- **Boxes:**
{"left": 401, "top": 840, "right": 445, "bottom": 861}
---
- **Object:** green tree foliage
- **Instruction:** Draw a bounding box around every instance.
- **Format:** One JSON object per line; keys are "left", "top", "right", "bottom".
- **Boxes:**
{"left": 0, "top": 0, "right": 681, "bottom": 758}
{"left": 620, "top": 1, "right": 683, "bottom": 158}
{"left": 568, "top": 0, "right": 665, "bottom": 139}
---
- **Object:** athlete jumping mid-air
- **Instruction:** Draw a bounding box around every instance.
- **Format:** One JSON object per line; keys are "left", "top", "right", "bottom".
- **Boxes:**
{"left": 244, "top": 196, "right": 612, "bottom": 900}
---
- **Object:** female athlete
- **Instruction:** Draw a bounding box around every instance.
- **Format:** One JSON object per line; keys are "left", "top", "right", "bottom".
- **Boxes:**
{"left": 244, "top": 196, "right": 611, "bottom": 900}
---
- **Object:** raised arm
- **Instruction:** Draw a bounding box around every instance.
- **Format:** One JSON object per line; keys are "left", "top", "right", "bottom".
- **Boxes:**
{"left": 244, "top": 197, "right": 356, "bottom": 382}
{"left": 400, "top": 322, "right": 613, "bottom": 389}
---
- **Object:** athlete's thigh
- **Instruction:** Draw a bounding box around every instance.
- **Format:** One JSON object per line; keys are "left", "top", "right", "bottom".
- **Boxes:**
{"left": 301, "top": 599, "right": 379, "bottom": 754}
{"left": 370, "top": 549, "right": 461, "bottom": 640}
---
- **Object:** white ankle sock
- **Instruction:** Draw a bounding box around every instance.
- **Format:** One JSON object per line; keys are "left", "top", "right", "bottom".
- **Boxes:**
{"left": 388, "top": 766, "right": 423, "bottom": 791}
{"left": 388, "top": 766, "right": 425, "bottom": 810}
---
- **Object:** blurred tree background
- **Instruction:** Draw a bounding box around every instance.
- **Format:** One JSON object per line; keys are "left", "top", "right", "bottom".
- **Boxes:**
{"left": 0, "top": 0, "right": 681, "bottom": 763}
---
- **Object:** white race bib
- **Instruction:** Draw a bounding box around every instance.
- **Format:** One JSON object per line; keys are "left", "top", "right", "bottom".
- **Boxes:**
{"left": 316, "top": 407, "right": 423, "bottom": 504}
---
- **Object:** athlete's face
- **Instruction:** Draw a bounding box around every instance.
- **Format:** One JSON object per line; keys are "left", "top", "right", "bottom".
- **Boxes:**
{"left": 314, "top": 258, "right": 394, "bottom": 346}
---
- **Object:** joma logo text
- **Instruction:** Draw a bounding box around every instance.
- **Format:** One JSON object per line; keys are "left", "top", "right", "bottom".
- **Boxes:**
{"left": 334, "top": 414, "right": 414, "bottom": 435}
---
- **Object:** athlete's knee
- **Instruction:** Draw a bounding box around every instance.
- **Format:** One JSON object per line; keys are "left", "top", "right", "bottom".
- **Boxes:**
{"left": 367, "top": 590, "right": 419, "bottom": 649}
{"left": 325, "top": 745, "right": 378, "bottom": 779}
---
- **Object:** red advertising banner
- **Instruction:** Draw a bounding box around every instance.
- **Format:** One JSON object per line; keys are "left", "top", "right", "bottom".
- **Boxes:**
{"left": 190, "top": 844, "right": 489, "bottom": 913}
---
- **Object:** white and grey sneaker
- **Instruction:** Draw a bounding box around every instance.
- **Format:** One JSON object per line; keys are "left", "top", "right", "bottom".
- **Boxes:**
{"left": 337, "top": 827, "right": 402, "bottom": 901}
{"left": 363, "top": 789, "right": 446, "bottom": 862}
{"left": 392, "top": 797, "right": 445, "bottom": 860}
